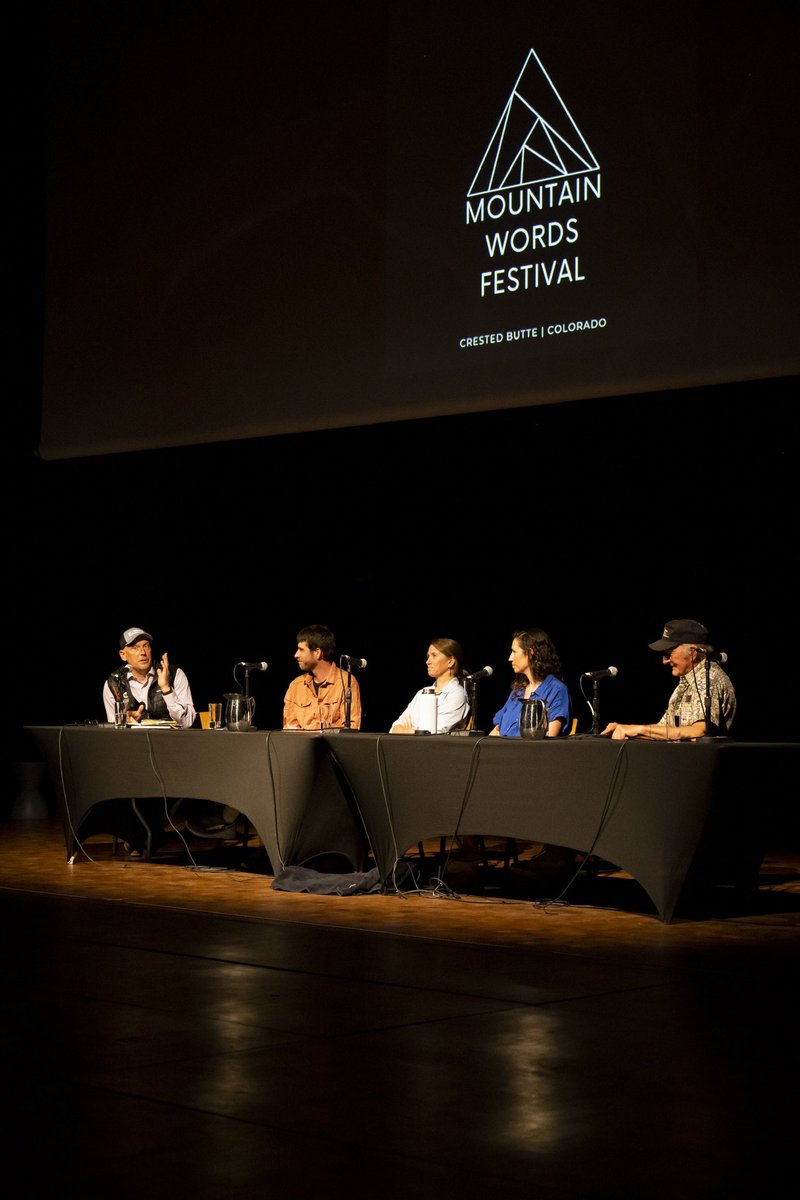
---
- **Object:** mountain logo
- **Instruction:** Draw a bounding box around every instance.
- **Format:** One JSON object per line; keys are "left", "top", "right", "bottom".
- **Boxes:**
{"left": 469, "top": 47, "right": 599, "bottom": 198}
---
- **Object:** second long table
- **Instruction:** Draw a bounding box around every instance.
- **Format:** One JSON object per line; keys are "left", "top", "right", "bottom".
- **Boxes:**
{"left": 321, "top": 733, "right": 794, "bottom": 922}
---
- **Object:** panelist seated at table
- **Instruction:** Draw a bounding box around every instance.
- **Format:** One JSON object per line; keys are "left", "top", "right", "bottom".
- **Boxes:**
{"left": 101, "top": 625, "right": 206, "bottom": 856}
{"left": 103, "top": 626, "right": 196, "bottom": 727}
{"left": 601, "top": 618, "right": 737, "bottom": 741}
{"left": 490, "top": 628, "right": 571, "bottom": 738}
{"left": 283, "top": 624, "right": 362, "bottom": 730}
{"left": 390, "top": 638, "right": 469, "bottom": 734}
{"left": 103, "top": 626, "right": 244, "bottom": 846}
{"left": 450, "top": 627, "right": 572, "bottom": 877}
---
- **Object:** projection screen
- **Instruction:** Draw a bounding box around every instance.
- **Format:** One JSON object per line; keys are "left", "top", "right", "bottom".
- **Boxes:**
{"left": 39, "top": 2, "right": 799, "bottom": 459}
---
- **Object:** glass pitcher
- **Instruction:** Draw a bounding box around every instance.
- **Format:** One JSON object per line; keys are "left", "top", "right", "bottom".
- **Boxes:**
{"left": 519, "top": 697, "right": 549, "bottom": 739}
{"left": 224, "top": 692, "right": 256, "bottom": 732}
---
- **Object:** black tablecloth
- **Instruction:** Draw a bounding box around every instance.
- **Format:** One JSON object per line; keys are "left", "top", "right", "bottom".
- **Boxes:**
{"left": 26, "top": 726, "right": 369, "bottom": 873}
{"left": 322, "top": 733, "right": 798, "bottom": 921}
{"left": 26, "top": 726, "right": 797, "bottom": 922}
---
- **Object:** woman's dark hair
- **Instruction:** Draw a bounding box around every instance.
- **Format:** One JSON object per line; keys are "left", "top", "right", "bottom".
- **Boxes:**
{"left": 430, "top": 637, "right": 464, "bottom": 680}
{"left": 511, "top": 628, "right": 563, "bottom": 690}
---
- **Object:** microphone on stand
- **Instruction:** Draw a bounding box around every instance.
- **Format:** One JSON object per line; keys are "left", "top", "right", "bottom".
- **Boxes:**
{"left": 706, "top": 650, "right": 728, "bottom": 665}
{"left": 580, "top": 667, "right": 618, "bottom": 736}
{"left": 108, "top": 670, "right": 126, "bottom": 701}
{"left": 340, "top": 655, "right": 367, "bottom": 669}
{"left": 234, "top": 660, "right": 267, "bottom": 700}
{"left": 461, "top": 667, "right": 493, "bottom": 736}
{"left": 339, "top": 656, "right": 366, "bottom": 730}
{"left": 464, "top": 665, "right": 494, "bottom": 684}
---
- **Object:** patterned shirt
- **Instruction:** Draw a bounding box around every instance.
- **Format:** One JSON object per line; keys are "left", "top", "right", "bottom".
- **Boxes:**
{"left": 658, "top": 661, "right": 736, "bottom": 735}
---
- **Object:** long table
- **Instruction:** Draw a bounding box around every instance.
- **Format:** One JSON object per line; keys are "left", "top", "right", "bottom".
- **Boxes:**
{"left": 322, "top": 733, "right": 797, "bottom": 922}
{"left": 25, "top": 726, "right": 797, "bottom": 922}
{"left": 26, "top": 726, "right": 369, "bottom": 875}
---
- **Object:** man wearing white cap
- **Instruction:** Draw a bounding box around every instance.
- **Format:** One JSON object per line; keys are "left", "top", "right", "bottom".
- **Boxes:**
{"left": 103, "top": 626, "right": 196, "bottom": 728}
{"left": 601, "top": 618, "right": 736, "bottom": 741}
{"left": 97, "top": 627, "right": 200, "bottom": 856}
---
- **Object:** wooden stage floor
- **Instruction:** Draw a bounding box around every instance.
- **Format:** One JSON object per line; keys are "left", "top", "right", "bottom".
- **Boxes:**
{"left": 2, "top": 815, "right": 798, "bottom": 1198}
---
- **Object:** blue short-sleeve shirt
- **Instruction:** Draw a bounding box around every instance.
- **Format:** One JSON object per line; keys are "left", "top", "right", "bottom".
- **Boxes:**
{"left": 492, "top": 673, "right": 571, "bottom": 737}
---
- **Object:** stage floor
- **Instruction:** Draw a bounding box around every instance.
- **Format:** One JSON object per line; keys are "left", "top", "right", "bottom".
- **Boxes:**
{"left": 2, "top": 816, "right": 798, "bottom": 1198}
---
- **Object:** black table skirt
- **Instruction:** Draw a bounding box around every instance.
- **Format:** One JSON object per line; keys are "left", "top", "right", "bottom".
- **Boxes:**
{"left": 25, "top": 726, "right": 798, "bottom": 922}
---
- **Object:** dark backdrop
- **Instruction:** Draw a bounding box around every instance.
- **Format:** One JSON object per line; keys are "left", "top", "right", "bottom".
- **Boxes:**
{"left": 8, "top": 375, "right": 798, "bottom": 756}
{"left": 6, "top": 5, "right": 799, "bottom": 787}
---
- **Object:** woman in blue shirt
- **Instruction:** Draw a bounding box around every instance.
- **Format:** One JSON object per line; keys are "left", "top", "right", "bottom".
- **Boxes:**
{"left": 491, "top": 628, "right": 571, "bottom": 737}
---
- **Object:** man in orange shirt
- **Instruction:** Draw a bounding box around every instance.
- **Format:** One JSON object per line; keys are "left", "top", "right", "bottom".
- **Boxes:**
{"left": 283, "top": 624, "right": 362, "bottom": 730}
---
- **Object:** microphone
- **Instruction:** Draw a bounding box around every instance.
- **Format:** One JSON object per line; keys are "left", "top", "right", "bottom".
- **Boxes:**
{"left": 108, "top": 671, "right": 125, "bottom": 700}
{"left": 341, "top": 655, "right": 367, "bottom": 669}
{"left": 581, "top": 666, "right": 619, "bottom": 680}
{"left": 464, "top": 666, "right": 493, "bottom": 683}
{"left": 237, "top": 661, "right": 268, "bottom": 671}
{"left": 705, "top": 650, "right": 728, "bottom": 665}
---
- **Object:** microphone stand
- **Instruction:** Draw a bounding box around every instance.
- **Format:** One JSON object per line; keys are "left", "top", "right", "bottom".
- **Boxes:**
{"left": 591, "top": 678, "right": 601, "bottom": 737}
{"left": 465, "top": 679, "right": 485, "bottom": 736}
{"left": 337, "top": 655, "right": 363, "bottom": 731}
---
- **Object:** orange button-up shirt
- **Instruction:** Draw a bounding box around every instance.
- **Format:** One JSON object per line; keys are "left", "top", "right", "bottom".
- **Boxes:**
{"left": 283, "top": 664, "right": 362, "bottom": 730}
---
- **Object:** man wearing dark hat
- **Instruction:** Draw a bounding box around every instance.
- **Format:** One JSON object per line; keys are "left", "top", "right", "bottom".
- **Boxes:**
{"left": 601, "top": 619, "right": 736, "bottom": 740}
{"left": 103, "top": 626, "right": 196, "bottom": 727}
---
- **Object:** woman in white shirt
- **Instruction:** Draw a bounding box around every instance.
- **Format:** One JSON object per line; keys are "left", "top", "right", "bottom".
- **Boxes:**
{"left": 390, "top": 638, "right": 469, "bottom": 734}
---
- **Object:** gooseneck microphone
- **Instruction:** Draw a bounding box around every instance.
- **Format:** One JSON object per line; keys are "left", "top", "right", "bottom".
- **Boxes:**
{"left": 341, "top": 655, "right": 367, "bottom": 669}
{"left": 237, "top": 661, "right": 269, "bottom": 671}
{"left": 464, "top": 666, "right": 493, "bottom": 683}
{"left": 581, "top": 666, "right": 619, "bottom": 680}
